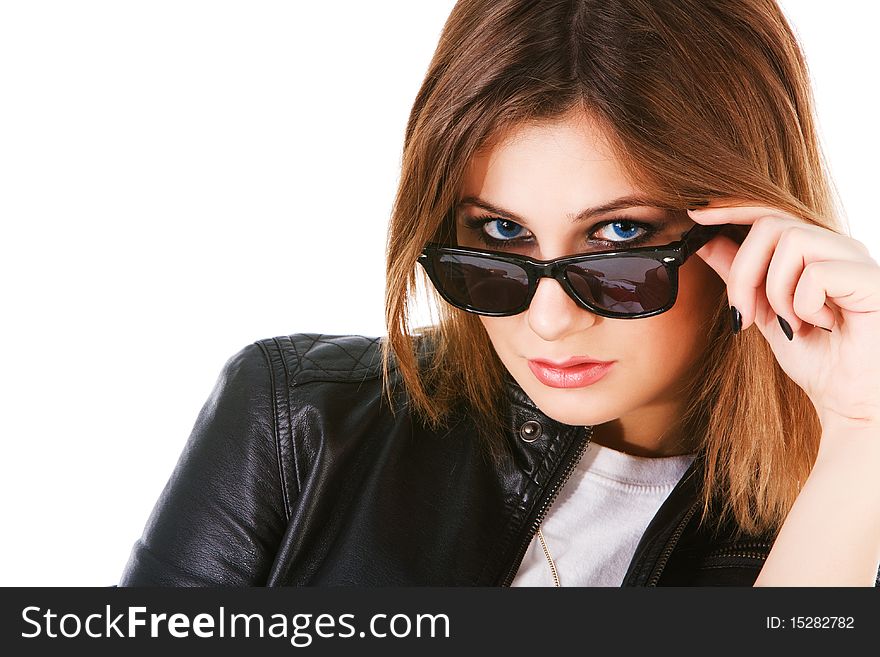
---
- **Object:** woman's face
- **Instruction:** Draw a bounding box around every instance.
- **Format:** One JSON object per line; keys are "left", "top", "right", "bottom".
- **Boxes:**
{"left": 455, "top": 112, "right": 725, "bottom": 456}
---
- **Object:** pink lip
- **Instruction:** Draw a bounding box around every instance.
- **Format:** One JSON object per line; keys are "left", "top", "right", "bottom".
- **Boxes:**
{"left": 527, "top": 358, "right": 615, "bottom": 389}
{"left": 529, "top": 356, "right": 612, "bottom": 368}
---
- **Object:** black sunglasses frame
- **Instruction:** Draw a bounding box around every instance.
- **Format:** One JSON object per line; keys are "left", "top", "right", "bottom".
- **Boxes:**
{"left": 417, "top": 222, "right": 726, "bottom": 319}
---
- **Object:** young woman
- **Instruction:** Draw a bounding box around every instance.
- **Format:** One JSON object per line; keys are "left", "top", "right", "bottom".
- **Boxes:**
{"left": 119, "top": 0, "right": 880, "bottom": 586}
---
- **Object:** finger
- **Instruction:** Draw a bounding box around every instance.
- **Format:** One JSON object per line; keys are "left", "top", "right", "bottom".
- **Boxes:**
{"left": 715, "top": 217, "right": 871, "bottom": 331}
{"left": 721, "top": 216, "right": 789, "bottom": 330}
{"left": 687, "top": 204, "right": 789, "bottom": 225}
{"left": 694, "top": 232, "right": 765, "bottom": 335}
{"left": 694, "top": 233, "right": 737, "bottom": 285}
{"left": 794, "top": 260, "right": 880, "bottom": 334}
{"left": 765, "top": 225, "right": 873, "bottom": 334}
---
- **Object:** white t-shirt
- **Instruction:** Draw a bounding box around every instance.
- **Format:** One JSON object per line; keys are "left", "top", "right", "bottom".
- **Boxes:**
{"left": 510, "top": 440, "right": 697, "bottom": 587}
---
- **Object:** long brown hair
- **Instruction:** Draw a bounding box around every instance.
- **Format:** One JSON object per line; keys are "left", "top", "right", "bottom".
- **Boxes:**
{"left": 381, "top": 0, "right": 843, "bottom": 537}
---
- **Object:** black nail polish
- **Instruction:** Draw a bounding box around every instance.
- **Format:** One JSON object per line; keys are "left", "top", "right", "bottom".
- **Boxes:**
{"left": 777, "top": 315, "right": 794, "bottom": 341}
{"left": 729, "top": 306, "right": 741, "bottom": 334}
{"left": 817, "top": 325, "right": 833, "bottom": 333}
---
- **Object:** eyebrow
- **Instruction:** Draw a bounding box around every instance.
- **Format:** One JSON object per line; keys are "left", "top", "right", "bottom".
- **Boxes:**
{"left": 456, "top": 194, "right": 675, "bottom": 224}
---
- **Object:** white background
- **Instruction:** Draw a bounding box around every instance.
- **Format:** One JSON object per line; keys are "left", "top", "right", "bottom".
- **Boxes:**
{"left": 1, "top": 1, "right": 877, "bottom": 586}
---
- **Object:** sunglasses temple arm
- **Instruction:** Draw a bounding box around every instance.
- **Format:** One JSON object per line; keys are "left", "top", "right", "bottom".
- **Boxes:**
{"left": 679, "top": 223, "right": 726, "bottom": 262}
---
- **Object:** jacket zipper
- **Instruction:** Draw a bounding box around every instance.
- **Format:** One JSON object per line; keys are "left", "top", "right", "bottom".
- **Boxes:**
{"left": 705, "top": 551, "right": 769, "bottom": 561}
{"left": 644, "top": 505, "right": 777, "bottom": 584}
{"left": 645, "top": 498, "right": 701, "bottom": 586}
{"left": 501, "top": 425, "right": 594, "bottom": 586}
{"left": 702, "top": 541, "right": 773, "bottom": 562}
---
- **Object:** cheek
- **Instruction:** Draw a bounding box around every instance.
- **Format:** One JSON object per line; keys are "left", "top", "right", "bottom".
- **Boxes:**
{"left": 648, "top": 258, "right": 724, "bottom": 355}
{"left": 677, "top": 256, "right": 726, "bottom": 317}
{"left": 478, "top": 315, "right": 525, "bottom": 367}
{"left": 479, "top": 316, "right": 512, "bottom": 347}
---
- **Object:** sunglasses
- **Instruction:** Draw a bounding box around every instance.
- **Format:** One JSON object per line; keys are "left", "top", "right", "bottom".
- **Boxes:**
{"left": 417, "top": 222, "right": 725, "bottom": 319}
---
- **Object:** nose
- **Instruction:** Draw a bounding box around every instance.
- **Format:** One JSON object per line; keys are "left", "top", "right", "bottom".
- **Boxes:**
{"left": 526, "top": 276, "right": 598, "bottom": 340}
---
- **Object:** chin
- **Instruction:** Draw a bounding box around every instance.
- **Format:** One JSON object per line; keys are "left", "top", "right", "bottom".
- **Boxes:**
{"left": 516, "top": 370, "right": 619, "bottom": 427}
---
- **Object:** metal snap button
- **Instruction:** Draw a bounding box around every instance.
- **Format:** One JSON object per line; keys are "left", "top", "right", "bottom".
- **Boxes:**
{"left": 519, "top": 419, "right": 542, "bottom": 443}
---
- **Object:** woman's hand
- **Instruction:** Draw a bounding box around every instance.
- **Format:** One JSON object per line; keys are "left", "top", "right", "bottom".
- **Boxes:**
{"left": 688, "top": 202, "right": 880, "bottom": 436}
{"left": 690, "top": 201, "right": 880, "bottom": 586}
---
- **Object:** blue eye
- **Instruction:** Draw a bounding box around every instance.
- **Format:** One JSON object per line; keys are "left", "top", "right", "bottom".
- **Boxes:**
{"left": 598, "top": 221, "right": 643, "bottom": 242}
{"left": 483, "top": 218, "right": 527, "bottom": 241}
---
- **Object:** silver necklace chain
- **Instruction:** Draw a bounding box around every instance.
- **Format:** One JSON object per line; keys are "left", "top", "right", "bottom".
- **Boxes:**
{"left": 537, "top": 427, "right": 593, "bottom": 587}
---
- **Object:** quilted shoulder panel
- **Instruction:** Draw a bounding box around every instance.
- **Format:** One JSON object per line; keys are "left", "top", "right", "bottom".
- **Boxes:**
{"left": 258, "top": 333, "right": 389, "bottom": 385}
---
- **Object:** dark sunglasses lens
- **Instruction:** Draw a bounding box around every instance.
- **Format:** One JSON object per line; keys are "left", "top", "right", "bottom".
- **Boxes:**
{"left": 432, "top": 253, "right": 529, "bottom": 313}
{"left": 564, "top": 256, "right": 672, "bottom": 314}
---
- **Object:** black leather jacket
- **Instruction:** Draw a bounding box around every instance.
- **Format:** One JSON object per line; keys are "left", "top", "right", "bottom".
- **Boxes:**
{"left": 119, "top": 333, "right": 817, "bottom": 586}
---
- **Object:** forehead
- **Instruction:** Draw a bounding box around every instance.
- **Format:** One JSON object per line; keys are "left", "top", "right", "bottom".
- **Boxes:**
{"left": 457, "top": 116, "right": 694, "bottom": 234}
{"left": 462, "top": 114, "right": 637, "bottom": 207}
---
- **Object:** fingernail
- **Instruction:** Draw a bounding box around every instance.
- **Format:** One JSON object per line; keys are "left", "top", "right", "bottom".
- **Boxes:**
{"left": 817, "top": 325, "right": 833, "bottom": 333}
{"left": 777, "top": 315, "right": 794, "bottom": 341}
{"left": 729, "top": 306, "right": 741, "bottom": 335}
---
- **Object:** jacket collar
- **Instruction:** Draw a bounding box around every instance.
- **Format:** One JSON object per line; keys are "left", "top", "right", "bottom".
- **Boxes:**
{"left": 501, "top": 368, "right": 592, "bottom": 443}
{"left": 499, "top": 368, "right": 591, "bottom": 468}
